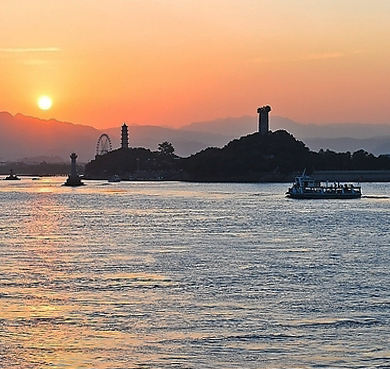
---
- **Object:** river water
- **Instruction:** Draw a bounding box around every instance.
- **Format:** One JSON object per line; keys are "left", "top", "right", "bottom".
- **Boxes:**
{"left": 0, "top": 177, "right": 389, "bottom": 368}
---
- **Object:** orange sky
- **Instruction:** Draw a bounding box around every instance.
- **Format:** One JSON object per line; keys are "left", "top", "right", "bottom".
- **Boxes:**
{"left": 1, "top": 0, "right": 390, "bottom": 129}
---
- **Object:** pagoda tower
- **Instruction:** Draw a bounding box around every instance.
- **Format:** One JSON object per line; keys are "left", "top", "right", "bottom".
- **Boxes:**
{"left": 121, "top": 123, "right": 129, "bottom": 149}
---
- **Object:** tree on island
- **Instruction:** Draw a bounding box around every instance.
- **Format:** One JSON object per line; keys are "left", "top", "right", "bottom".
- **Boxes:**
{"left": 158, "top": 141, "right": 175, "bottom": 156}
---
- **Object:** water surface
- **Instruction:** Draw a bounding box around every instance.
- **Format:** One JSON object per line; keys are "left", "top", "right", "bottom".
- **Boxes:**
{"left": 1, "top": 178, "right": 389, "bottom": 368}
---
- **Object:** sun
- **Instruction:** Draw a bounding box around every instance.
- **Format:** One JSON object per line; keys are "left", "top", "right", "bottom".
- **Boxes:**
{"left": 38, "top": 96, "right": 52, "bottom": 110}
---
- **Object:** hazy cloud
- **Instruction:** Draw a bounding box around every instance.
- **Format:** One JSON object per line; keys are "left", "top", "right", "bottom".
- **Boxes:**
{"left": 304, "top": 52, "right": 345, "bottom": 60}
{"left": 301, "top": 50, "right": 364, "bottom": 61}
{"left": 0, "top": 47, "right": 61, "bottom": 53}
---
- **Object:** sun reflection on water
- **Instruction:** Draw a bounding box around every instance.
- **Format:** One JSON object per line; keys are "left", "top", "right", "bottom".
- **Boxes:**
{"left": 0, "top": 182, "right": 176, "bottom": 367}
{"left": 1, "top": 179, "right": 390, "bottom": 368}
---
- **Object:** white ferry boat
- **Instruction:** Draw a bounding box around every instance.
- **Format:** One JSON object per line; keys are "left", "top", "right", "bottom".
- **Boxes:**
{"left": 286, "top": 171, "right": 362, "bottom": 199}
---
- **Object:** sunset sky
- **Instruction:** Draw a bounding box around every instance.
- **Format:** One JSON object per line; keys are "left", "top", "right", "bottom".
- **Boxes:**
{"left": 1, "top": 0, "right": 390, "bottom": 129}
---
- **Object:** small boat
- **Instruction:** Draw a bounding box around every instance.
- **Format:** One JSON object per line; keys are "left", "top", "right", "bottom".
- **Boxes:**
{"left": 4, "top": 169, "right": 21, "bottom": 180}
{"left": 286, "top": 171, "right": 362, "bottom": 199}
{"left": 108, "top": 174, "right": 121, "bottom": 182}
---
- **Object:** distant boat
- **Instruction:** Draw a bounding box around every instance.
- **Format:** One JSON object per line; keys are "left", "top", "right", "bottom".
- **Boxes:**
{"left": 286, "top": 171, "right": 362, "bottom": 199}
{"left": 4, "top": 169, "right": 20, "bottom": 181}
{"left": 108, "top": 174, "right": 121, "bottom": 182}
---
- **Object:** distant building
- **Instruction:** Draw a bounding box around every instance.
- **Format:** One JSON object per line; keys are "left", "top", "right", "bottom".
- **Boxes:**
{"left": 257, "top": 105, "right": 271, "bottom": 135}
{"left": 121, "top": 123, "right": 129, "bottom": 149}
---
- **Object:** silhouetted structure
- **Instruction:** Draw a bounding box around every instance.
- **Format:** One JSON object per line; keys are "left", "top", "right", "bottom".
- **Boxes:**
{"left": 257, "top": 105, "right": 271, "bottom": 135}
{"left": 4, "top": 169, "right": 20, "bottom": 180}
{"left": 64, "top": 152, "right": 84, "bottom": 186}
{"left": 96, "top": 133, "right": 112, "bottom": 156}
{"left": 121, "top": 123, "right": 129, "bottom": 149}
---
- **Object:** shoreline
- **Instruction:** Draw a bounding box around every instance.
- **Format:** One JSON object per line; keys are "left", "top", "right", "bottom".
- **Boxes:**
{"left": 3, "top": 170, "right": 390, "bottom": 183}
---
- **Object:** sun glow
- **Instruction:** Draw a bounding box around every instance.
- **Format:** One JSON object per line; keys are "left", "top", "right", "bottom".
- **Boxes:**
{"left": 38, "top": 96, "right": 52, "bottom": 110}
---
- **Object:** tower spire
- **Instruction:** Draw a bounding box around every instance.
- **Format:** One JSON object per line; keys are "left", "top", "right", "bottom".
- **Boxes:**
{"left": 121, "top": 123, "right": 129, "bottom": 149}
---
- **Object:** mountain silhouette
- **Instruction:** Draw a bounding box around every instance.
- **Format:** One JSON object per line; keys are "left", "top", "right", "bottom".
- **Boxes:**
{"left": 0, "top": 112, "right": 245, "bottom": 161}
{"left": 1, "top": 111, "right": 390, "bottom": 162}
{"left": 0, "top": 112, "right": 98, "bottom": 162}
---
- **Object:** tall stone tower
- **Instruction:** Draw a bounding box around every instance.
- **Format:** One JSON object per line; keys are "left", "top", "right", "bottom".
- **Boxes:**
{"left": 257, "top": 105, "right": 271, "bottom": 135}
{"left": 121, "top": 123, "right": 129, "bottom": 149}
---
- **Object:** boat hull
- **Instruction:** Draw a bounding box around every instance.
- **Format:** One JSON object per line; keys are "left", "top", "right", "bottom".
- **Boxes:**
{"left": 287, "top": 192, "right": 361, "bottom": 199}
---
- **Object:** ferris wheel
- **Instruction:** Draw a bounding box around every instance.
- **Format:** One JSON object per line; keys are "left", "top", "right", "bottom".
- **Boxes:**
{"left": 96, "top": 133, "right": 112, "bottom": 156}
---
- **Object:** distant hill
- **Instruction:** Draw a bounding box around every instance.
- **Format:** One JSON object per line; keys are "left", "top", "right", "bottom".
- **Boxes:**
{"left": 272, "top": 119, "right": 390, "bottom": 140}
{"left": 181, "top": 115, "right": 390, "bottom": 140}
{"left": 180, "top": 115, "right": 257, "bottom": 136}
{"left": 0, "top": 112, "right": 240, "bottom": 162}
{"left": 1, "top": 111, "right": 390, "bottom": 163}
{"left": 104, "top": 125, "right": 236, "bottom": 158}
{"left": 303, "top": 137, "right": 390, "bottom": 156}
{"left": 182, "top": 116, "right": 390, "bottom": 155}
{"left": 269, "top": 118, "right": 390, "bottom": 155}
{"left": 17, "top": 155, "right": 65, "bottom": 164}
{"left": 0, "top": 112, "right": 99, "bottom": 162}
